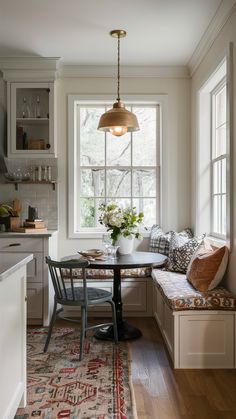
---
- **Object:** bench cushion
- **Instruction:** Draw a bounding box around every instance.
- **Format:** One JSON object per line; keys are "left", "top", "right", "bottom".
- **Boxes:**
{"left": 63, "top": 266, "right": 151, "bottom": 280}
{"left": 152, "top": 269, "right": 236, "bottom": 311}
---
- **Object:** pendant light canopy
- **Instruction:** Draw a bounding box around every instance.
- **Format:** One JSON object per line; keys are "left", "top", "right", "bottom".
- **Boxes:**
{"left": 97, "top": 29, "right": 139, "bottom": 137}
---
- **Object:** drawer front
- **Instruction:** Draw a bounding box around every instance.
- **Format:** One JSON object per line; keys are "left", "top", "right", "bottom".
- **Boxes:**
{"left": 0, "top": 237, "right": 43, "bottom": 252}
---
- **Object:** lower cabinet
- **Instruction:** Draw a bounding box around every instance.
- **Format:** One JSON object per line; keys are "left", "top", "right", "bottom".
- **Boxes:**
{"left": 0, "top": 259, "right": 30, "bottom": 419}
{"left": 27, "top": 282, "right": 43, "bottom": 319}
{"left": 0, "top": 233, "right": 58, "bottom": 326}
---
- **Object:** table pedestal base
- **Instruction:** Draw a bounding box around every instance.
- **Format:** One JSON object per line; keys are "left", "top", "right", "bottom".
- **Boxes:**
{"left": 94, "top": 320, "right": 142, "bottom": 341}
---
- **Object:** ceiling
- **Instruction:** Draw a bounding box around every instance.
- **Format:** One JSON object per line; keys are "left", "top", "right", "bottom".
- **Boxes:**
{"left": 0, "top": 0, "right": 230, "bottom": 67}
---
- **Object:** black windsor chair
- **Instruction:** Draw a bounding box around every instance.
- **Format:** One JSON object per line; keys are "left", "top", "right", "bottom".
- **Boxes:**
{"left": 44, "top": 256, "right": 118, "bottom": 360}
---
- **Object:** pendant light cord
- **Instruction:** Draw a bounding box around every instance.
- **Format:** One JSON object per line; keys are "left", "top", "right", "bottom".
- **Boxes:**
{"left": 117, "top": 34, "right": 120, "bottom": 101}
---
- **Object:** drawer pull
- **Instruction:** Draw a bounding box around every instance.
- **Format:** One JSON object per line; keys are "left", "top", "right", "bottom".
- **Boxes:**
{"left": 8, "top": 243, "right": 21, "bottom": 247}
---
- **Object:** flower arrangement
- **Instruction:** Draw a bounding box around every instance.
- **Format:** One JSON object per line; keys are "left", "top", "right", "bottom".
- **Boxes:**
{"left": 99, "top": 202, "right": 144, "bottom": 245}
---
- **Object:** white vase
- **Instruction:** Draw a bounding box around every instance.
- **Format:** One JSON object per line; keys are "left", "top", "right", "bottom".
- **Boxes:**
{"left": 116, "top": 235, "right": 134, "bottom": 255}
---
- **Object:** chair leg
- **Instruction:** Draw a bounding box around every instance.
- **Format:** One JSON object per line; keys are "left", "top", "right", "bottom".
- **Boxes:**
{"left": 79, "top": 306, "right": 86, "bottom": 361}
{"left": 84, "top": 313, "right": 87, "bottom": 338}
{"left": 44, "top": 299, "right": 59, "bottom": 352}
{"left": 109, "top": 300, "right": 118, "bottom": 344}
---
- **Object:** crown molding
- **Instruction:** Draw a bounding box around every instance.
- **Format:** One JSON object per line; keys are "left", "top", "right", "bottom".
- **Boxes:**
{"left": 58, "top": 64, "right": 190, "bottom": 79}
{"left": 0, "top": 57, "right": 60, "bottom": 81}
{"left": 188, "top": 0, "right": 236, "bottom": 76}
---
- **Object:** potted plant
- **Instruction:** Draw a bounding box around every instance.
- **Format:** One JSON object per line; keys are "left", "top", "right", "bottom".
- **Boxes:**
{"left": 99, "top": 202, "right": 144, "bottom": 254}
{"left": 0, "top": 200, "right": 21, "bottom": 231}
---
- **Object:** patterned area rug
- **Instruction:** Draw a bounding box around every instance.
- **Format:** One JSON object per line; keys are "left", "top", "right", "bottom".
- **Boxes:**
{"left": 15, "top": 328, "right": 137, "bottom": 419}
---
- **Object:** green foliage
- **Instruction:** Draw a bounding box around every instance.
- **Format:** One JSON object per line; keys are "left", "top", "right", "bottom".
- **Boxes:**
{"left": 0, "top": 204, "right": 15, "bottom": 218}
{"left": 99, "top": 202, "right": 144, "bottom": 245}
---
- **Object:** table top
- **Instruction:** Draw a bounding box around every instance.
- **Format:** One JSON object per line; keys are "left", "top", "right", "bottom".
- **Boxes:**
{"left": 63, "top": 251, "right": 167, "bottom": 270}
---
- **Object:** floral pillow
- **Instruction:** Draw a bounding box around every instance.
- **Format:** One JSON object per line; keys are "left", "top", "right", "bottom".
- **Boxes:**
{"left": 149, "top": 224, "right": 193, "bottom": 257}
{"left": 167, "top": 231, "right": 203, "bottom": 273}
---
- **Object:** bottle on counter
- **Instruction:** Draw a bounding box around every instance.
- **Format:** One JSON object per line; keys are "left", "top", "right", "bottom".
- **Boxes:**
{"left": 47, "top": 166, "right": 52, "bottom": 181}
{"left": 42, "top": 166, "right": 48, "bottom": 181}
{"left": 37, "top": 165, "right": 42, "bottom": 181}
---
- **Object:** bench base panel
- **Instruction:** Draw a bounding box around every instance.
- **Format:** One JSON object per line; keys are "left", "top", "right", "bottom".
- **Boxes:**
{"left": 153, "top": 283, "right": 235, "bottom": 368}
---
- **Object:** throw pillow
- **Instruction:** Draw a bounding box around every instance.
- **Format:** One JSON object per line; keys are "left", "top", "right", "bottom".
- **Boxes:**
{"left": 187, "top": 240, "right": 229, "bottom": 292}
{"left": 149, "top": 225, "right": 193, "bottom": 256}
{"left": 149, "top": 225, "right": 172, "bottom": 256}
{"left": 167, "top": 231, "right": 202, "bottom": 273}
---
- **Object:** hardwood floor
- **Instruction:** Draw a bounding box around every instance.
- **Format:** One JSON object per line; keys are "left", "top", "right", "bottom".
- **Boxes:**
{"left": 130, "top": 317, "right": 236, "bottom": 419}
{"left": 53, "top": 316, "right": 236, "bottom": 419}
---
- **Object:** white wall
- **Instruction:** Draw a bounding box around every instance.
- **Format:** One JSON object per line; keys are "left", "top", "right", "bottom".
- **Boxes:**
{"left": 56, "top": 75, "right": 191, "bottom": 257}
{"left": 0, "top": 77, "right": 7, "bottom": 170}
{"left": 191, "top": 9, "right": 236, "bottom": 292}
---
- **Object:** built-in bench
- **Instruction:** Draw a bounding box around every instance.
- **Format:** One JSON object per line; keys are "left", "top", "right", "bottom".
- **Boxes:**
{"left": 152, "top": 269, "right": 236, "bottom": 368}
{"left": 62, "top": 263, "right": 236, "bottom": 368}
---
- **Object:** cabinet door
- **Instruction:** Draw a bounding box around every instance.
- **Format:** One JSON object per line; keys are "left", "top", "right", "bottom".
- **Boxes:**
{"left": 26, "top": 253, "right": 43, "bottom": 283}
{"left": 121, "top": 281, "right": 147, "bottom": 312}
{"left": 8, "top": 82, "right": 55, "bottom": 158}
{"left": 153, "top": 284, "right": 164, "bottom": 327}
{"left": 27, "top": 282, "right": 43, "bottom": 319}
{"left": 26, "top": 253, "right": 43, "bottom": 321}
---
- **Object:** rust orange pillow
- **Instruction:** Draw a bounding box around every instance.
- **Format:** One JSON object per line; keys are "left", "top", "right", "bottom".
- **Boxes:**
{"left": 186, "top": 240, "right": 229, "bottom": 292}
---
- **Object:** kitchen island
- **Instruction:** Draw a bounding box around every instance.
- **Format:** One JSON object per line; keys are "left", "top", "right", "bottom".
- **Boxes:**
{"left": 0, "top": 253, "right": 33, "bottom": 419}
{"left": 0, "top": 230, "right": 58, "bottom": 325}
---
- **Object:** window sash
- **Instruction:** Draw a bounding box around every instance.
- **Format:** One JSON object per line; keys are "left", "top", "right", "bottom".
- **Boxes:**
{"left": 77, "top": 104, "right": 160, "bottom": 232}
{"left": 211, "top": 79, "right": 227, "bottom": 239}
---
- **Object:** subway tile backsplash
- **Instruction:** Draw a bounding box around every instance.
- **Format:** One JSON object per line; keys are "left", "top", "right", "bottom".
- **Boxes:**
{"left": 0, "top": 158, "right": 58, "bottom": 229}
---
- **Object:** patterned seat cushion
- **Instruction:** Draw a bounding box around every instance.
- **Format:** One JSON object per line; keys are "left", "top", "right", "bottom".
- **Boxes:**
{"left": 152, "top": 269, "right": 236, "bottom": 311}
{"left": 63, "top": 266, "right": 151, "bottom": 280}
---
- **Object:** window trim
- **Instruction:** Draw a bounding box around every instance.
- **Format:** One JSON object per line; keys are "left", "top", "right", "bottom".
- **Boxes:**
{"left": 196, "top": 43, "right": 233, "bottom": 249}
{"left": 68, "top": 94, "right": 168, "bottom": 239}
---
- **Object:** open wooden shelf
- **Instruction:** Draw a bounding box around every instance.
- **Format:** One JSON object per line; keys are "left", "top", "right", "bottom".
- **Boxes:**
{"left": 4, "top": 181, "right": 56, "bottom": 191}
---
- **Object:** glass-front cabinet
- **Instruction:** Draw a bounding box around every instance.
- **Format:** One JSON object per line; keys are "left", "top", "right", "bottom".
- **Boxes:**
{"left": 8, "top": 82, "right": 55, "bottom": 157}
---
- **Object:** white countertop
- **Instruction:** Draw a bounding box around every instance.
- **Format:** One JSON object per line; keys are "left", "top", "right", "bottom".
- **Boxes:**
{"left": 0, "top": 230, "right": 58, "bottom": 238}
{"left": 0, "top": 253, "right": 33, "bottom": 281}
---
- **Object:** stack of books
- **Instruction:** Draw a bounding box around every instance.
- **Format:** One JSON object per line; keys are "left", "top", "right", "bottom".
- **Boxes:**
{"left": 24, "top": 219, "right": 46, "bottom": 229}
{"left": 12, "top": 219, "right": 47, "bottom": 233}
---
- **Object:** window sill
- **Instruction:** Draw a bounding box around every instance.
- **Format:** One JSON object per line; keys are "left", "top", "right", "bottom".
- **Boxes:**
{"left": 206, "top": 235, "right": 226, "bottom": 248}
{"left": 69, "top": 230, "right": 151, "bottom": 240}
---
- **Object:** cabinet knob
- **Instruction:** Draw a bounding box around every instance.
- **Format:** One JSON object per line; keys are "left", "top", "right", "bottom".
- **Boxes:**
{"left": 46, "top": 143, "right": 51, "bottom": 149}
{"left": 8, "top": 243, "right": 21, "bottom": 247}
{"left": 25, "top": 296, "right": 27, "bottom": 302}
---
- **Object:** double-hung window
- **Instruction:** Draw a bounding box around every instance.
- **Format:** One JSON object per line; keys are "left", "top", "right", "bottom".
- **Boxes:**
{"left": 68, "top": 97, "right": 161, "bottom": 237}
{"left": 198, "top": 53, "right": 231, "bottom": 244}
{"left": 211, "top": 79, "right": 227, "bottom": 238}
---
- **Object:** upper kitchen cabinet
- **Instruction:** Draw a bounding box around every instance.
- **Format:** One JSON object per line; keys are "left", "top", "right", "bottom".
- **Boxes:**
{"left": 9, "top": 82, "right": 54, "bottom": 157}
{"left": 0, "top": 57, "right": 60, "bottom": 158}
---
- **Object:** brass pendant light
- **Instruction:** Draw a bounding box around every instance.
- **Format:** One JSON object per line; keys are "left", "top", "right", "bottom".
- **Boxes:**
{"left": 97, "top": 29, "right": 139, "bottom": 137}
